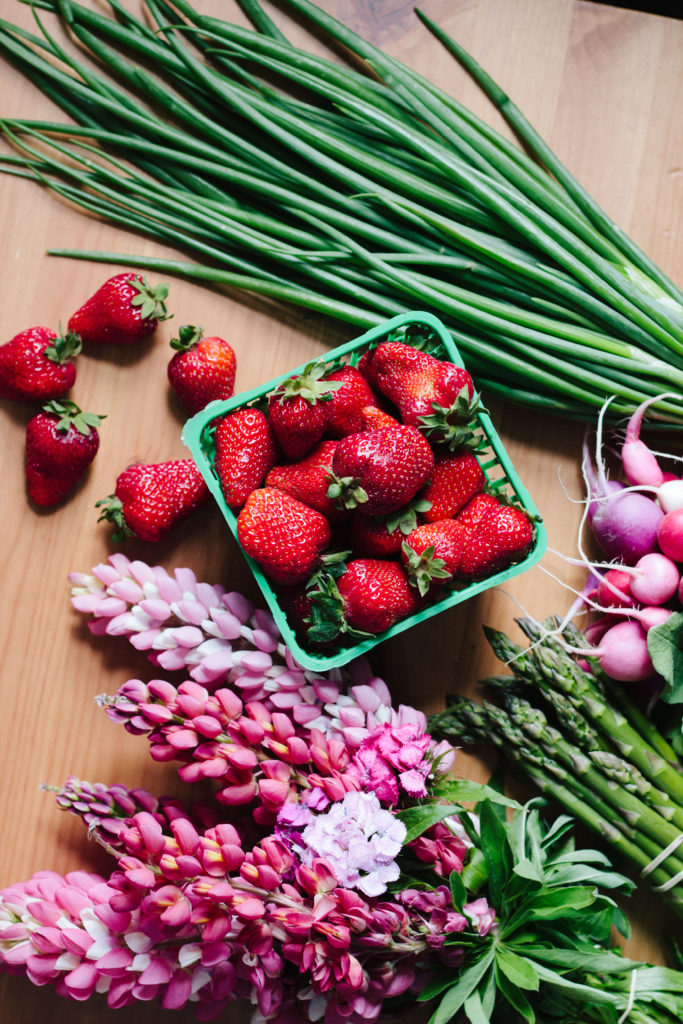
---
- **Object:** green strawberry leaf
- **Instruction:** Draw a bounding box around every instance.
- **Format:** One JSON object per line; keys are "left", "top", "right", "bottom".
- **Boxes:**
{"left": 170, "top": 324, "right": 203, "bottom": 352}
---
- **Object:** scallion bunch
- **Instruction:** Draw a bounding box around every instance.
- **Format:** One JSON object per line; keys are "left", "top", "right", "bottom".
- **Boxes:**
{"left": 1, "top": 0, "right": 682, "bottom": 422}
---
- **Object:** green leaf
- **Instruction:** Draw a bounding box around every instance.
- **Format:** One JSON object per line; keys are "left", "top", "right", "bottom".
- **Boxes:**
{"left": 496, "top": 947, "right": 540, "bottom": 991}
{"left": 449, "top": 869, "right": 467, "bottom": 911}
{"left": 426, "top": 950, "right": 495, "bottom": 1024}
{"left": 494, "top": 966, "right": 536, "bottom": 1023}
{"left": 502, "top": 885, "right": 598, "bottom": 937}
{"left": 396, "top": 803, "right": 461, "bottom": 844}
{"left": 461, "top": 848, "right": 488, "bottom": 893}
{"left": 462, "top": 988, "right": 489, "bottom": 1024}
{"left": 478, "top": 800, "right": 512, "bottom": 906}
{"left": 434, "top": 778, "right": 519, "bottom": 809}
{"left": 649, "top": 612, "right": 683, "bottom": 703}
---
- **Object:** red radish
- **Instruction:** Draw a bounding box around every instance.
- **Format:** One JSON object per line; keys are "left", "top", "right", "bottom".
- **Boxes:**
{"left": 657, "top": 508, "right": 683, "bottom": 562}
{"left": 595, "top": 568, "right": 633, "bottom": 609}
{"left": 629, "top": 552, "right": 680, "bottom": 605}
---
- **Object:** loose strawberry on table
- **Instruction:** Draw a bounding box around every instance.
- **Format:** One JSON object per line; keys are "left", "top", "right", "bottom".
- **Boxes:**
{"left": 214, "top": 407, "right": 279, "bottom": 511}
{"left": 236, "top": 487, "right": 332, "bottom": 586}
{"left": 68, "top": 272, "right": 170, "bottom": 345}
{"left": 0, "top": 326, "right": 81, "bottom": 401}
{"left": 97, "top": 459, "right": 209, "bottom": 542}
{"left": 167, "top": 324, "right": 236, "bottom": 413}
{"left": 327, "top": 425, "right": 434, "bottom": 515}
{"left": 25, "top": 400, "right": 103, "bottom": 508}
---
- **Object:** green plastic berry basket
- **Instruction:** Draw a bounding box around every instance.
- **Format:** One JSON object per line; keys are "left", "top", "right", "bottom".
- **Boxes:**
{"left": 182, "top": 310, "right": 547, "bottom": 672}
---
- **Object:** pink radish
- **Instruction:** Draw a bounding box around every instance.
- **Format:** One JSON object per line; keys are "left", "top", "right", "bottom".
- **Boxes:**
{"left": 579, "top": 619, "right": 653, "bottom": 682}
{"left": 620, "top": 394, "right": 676, "bottom": 487}
{"left": 629, "top": 552, "right": 680, "bottom": 605}
{"left": 595, "top": 568, "right": 633, "bottom": 609}
{"left": 658, "top": 508, "right": 683, "bottom": 562}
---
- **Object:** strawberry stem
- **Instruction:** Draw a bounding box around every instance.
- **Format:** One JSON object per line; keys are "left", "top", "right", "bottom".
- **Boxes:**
{"left": 95, "top": 495, "right": 135, "bottom": 542}
{"left": 169, "top": 324, "right": 204, "bottom": 352}
{"left": 44, "top": 327, "right": 82, "bottom": 364}
{"left": 129, "top": 275, "right": 171, "bottom": 322}
{"left": 270, "top": 359, "right": 343, "bottom": 405}
{"left": 42, "top": 400, "right": 105, "bottom": 435}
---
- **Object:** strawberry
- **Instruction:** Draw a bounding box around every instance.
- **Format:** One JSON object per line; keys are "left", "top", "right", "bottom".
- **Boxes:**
{"left": 268, "top": 360, "right": 342, "bottom": 459}
{"left": 359, "top": 405, "right": 400, "bottom": 431}
{"left": 328, "top": 425, "right": 434, "bottom": 516}
{"left": 0, "top": 326, "right": 81, "bottom": 401}
{"left": 401, "top": 519, "right": 466, "bottom": 596}
{"left": 236, "top": 487, "right": 331, "bottom": 586}
{"left": 265, "top": 440, "right": 346, "bottom": 522}
{"left": 167, "top": 324, "right": 236, "bottom": 413}
{"left": 25, "top": 400, "right": 103, "bottom": 507}
{"left": 214, "top": 408, "right": 279, "bottom": 511}
{"left": 307, "top": 558, "right": 421, "bottom": 640}
{"left": 457, "top": 496, "right": 534, "bottom": 579}
{"left": 349, "top": 496, "right": 433, "bottom": 557}
{"left": 419, "top": 449, "right": 485, "bottom": 522}
{"left": 456, "top": 492, "right": 502, "bottom": 538}
{"left": 371, "top": 340, "right": 478, "bottom": 446}
{"left": 68, "top": 272, "right": 170, "bottom": 345}
{"left": 322, "top": 365, "right": 377, "bottom": 437}
{"left": 97, "top": 459, "right": 209, "bottom": 542}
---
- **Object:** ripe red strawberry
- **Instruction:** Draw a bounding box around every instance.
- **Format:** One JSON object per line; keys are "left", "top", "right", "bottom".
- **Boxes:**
{"left": 97, "top": 459, "right": 209, "bottom": 542}
{"left": 359, "top": 405, "right": 400, "bottom": 431}
{"left": 68, "top": 273, "right": 170, "bottom": 345}
{"left": 322, "top": 365, "right": 377, "bottom": 437}
{"left": 25, "top": 400, "right": 103, "bottom": 507}
{"left": 214, "top": 408, "right": 279, "bottom": 510}
{"left": 328, "top": 426, "right": 434, "bottom": 516}
{"left": 167, "top": 324, "right": 236, "bottom": 413}
{"left": 401, "top": 519, "right": 466, "bottom": 596}
{"left": 265, "top": 440, "right": 346, "bottom": 522}
{"left": 456, "top": 492, "right": 502, "bottom": 538}
{"left": 371, "top": 341, "right": 477, "bottom": 445}
{"left": 457, "top": 496, "right": 534, "bottom": 579}
{"left": 349, "top": 496, "right": 433, "bottom": 557}
{"left": 268, "top": 360, "right": 342, "bottom": 459}
{"left": 236, "top": 487, "right": 331, "bottom": 586}
{"left": 0, "top": 327, "right": 81, "bottom": 401}
{"left": 419, "top": 449, "right": 485, "bottom": 522}
{"left": 308, "top": 558, "right": 421, "bottom": 640}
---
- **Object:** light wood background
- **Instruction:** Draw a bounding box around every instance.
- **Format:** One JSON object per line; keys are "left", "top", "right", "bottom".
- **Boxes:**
{"left": 1, "top": 0, "right": 682, "bottom": 1020}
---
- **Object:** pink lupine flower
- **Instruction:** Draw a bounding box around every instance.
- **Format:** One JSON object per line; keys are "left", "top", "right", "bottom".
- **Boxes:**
{"left": 409, "top": 822, "right": 469, "bottom": 877}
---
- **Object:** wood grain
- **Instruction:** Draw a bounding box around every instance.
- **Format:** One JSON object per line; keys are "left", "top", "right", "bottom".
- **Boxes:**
{"left": 0, "top": 1, "right": 681, "bottom": 1020}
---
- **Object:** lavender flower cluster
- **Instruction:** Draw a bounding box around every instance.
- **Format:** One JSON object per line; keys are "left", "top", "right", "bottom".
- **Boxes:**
{"left": 0, "top": 556, "right": 495, "bottom": 1024}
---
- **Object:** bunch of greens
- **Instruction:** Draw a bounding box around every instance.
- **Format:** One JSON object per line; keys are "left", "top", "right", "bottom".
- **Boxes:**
{"left": 429, "top": 617, "right": 683, "bottom": 921}
{"left": 0, "top": 0, "right": 682, "bottom": 422}
{"left": 407, "top": 796, "right": 683, "bottom": 1024}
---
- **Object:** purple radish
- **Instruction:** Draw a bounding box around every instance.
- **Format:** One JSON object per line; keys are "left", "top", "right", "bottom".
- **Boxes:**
{"left": 620, "top": 394, "right": 676, "bottom": 487}
{"left": 583, "top": 401, "right": 663, "bottom": 564}
{"left": 658, "top": 508, "right": 683, "bottom": 562}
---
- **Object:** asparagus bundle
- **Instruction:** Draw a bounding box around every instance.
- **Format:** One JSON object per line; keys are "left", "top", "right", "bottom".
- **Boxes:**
{"left": 429, "top": 618, "right": 683, "bottom": 918}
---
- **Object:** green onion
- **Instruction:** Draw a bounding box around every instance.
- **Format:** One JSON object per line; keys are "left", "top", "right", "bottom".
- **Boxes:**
{"left": 1, "top": 0, "right": 682, "bottom": 422}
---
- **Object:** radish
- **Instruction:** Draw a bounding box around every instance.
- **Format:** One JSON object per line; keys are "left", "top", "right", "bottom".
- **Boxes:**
{"left": 658, "top": 479, "right": 683, "bottom": 514}
{"left": 657, "top": 508, "right": 683, "bottom": 562}
{"left": 582, "top": 401, "right": 663, "bottom": 564}
{"left": 619, "top": 394, "right": 678, "bottom": 487}
{"left": 575, "top": 619, "right": 653, "bottom": 682}
{"left": 595, "top": 568, "right": 633, "bottom": 609}
{"left": 628, "top": 552, "right": 680, "bottom": 605}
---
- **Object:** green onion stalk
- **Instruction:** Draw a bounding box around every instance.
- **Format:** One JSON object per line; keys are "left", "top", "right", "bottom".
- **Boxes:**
{"left": 1, "top": 0, "right": 682, "bottom": 422}
{"left": 428, "top": 618, "right": 683, "bottom": 920}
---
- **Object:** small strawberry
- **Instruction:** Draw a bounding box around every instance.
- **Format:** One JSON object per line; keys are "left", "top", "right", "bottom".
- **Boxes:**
{"left": 25, "top": 400, "right": 104, "bottom": 507}
{"left": 265, "top": 440, "right": 346, "bottom": 522}
{"left": 322, "top": 365, "right": 377, "bottom": 437}
{"left": 419, "top": 449, "right": 485, "bottom": 522}
{"left": 401, "top": 519, "right": 466, "bottom": 596}
{"left": 68, "top": 272, "right": 170, "bottom": 345}
{"left": 349, "top": 496, "right": 433, "bottom": 557}
{"left": 457, "top": 496, "right": 535, "bottom": 579}
{"left": 327, "top": 425, "right": 434, "bottom": 516}
{"left": 0, "top": 326, "right": 81, "bottom": 401}
{"left": 372, "top": 340, "right": 479, "bottom": 446}
{"left": 268, "top": 360, "right": 342, "bottom": 459}
{"left": 236, "top": 487, "right": 331, "bottom": 586}
{"left": 97, "top": 459, "right": 209, "bottom": 542}
{"left": 307, "top": 558, "right": 421, "bottom": 641}
{"left": 456, "top": 492, "right": 502, "bottom": 538}
{"left": 359, "top": 405, "right": 400, "bottom": 431}
{"left": 167, "top": 324, "right": 236, "bottom": 413}
{"left": 214, "top": 408, "right": 279, "bottom": 511}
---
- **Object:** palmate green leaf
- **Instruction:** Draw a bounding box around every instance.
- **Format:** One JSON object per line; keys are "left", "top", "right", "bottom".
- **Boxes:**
{"left": 396, "top": 803, "right": 461, "bottom": 844}
{"left": 433, "top": 778, "right": 520, "bottom": 809}
{"left": 494, "top": 966, "right": 536, "bottom": 1023}
{"left": 496, "top": 947, "right": 540, "bottom": 991}
{"left": 532, "top": 962, "right": 630, "bottom": 1006}
{"left": 460, "top": 847, "right": 488, "bottom": 893}
{"left": 462, "top": 988, "right": 489, "bottom": 1024}
{"left": 425, "top": 949, "right": 495, "bottom": 1024}
{"left": 517, "top": 944, "right": 642, "bottom": 974}
{"left": 544, "top": 862, "right": 631, "bottom": 891}
{"left": 449, "top": 868, "right": 467, "bottom": 912}
{"left": 501, "top": 885, "right": 599, "bottom": 937}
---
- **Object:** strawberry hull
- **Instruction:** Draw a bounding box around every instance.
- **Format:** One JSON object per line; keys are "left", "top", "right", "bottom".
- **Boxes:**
{"left": 182, "top": 310, "right": 547, "bottom": 672}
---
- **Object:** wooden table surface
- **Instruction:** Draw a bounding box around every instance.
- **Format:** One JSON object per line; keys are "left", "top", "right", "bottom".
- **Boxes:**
{"left": 1, "top": 0, "right": 682, "bottom": 1020}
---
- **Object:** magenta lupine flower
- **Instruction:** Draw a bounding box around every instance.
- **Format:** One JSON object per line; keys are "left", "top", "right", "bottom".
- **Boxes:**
{"left": 409, "top": 821, "right": 470, "bottom": 877}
